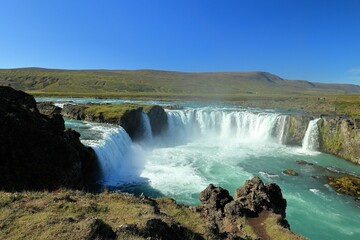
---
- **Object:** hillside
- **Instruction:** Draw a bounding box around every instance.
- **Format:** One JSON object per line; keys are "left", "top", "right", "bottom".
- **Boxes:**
{"left": 1, "top": 68, "right": 360, "bottom": 99}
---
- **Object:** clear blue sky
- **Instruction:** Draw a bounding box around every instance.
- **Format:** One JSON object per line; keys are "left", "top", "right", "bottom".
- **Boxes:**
{"left": 0, "top": 0, "right": 360, "bottom": 84}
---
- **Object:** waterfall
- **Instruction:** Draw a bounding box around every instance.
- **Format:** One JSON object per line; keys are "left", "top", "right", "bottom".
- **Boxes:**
{"left": 302, "top": 118, "right": 320, "bottom": 151}
{"left": 84, "top": 127, "right": 145, "bottom": 185}
{"left": 165, "top": 109, "right": 288, "bottom": 143}
{"left": 141, "top": 113, "right": 153, "bottom": 142}
{"left": 274, "top": 115, "right": 288, "bottom": 144}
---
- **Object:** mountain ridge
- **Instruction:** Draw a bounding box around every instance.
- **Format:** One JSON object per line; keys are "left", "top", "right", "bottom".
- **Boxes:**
{"left": 0, "top": 68, "right": 359, "bottom": 96}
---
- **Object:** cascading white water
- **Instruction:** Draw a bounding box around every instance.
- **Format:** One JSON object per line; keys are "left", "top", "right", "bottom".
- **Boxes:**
{"left": 274, "top": 115, "right": 288, "bottom": 144}
{"left": 83, "top": 126, "right": 145, "bottom": 185}
{"left": 165, "top": 109, "right": 288, "bottom": 144}
{"left": 141, "top": 112, "right": 153, "bottom": 142}
{"left": 302, "top": 118, "right": 320, "bottom": 151}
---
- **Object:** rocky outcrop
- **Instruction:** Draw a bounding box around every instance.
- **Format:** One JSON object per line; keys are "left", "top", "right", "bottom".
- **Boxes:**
{"left": 0, "top": 86, "right": 98, "bottom": 190}
{"left": 119, "top": 108, "right": 145, "bottom": 140}
{"left": 231, "top": 177, "right": 287, "bottom": 219}
{"left": 37, "top": 102, "right": 62, "bottom": 116}
{"left": 318, "top": 117, "right": 360, "bottom": 164}
{"left": 62, "top": 104, "right": 87, "bottom": 120}
{"left": 146, "top": 105, "right": 168, "bottom": 136}
{"left": 284, "top": 115, "right": 312, "bottom": 145}
{"left": 196, "top": 177, "right": 299, "bottom": 239}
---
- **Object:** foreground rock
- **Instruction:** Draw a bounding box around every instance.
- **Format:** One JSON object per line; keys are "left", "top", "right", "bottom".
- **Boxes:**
{"left": 197, "top": 177, "right": 304, "bottom": 239}
{"left": 0, "top": 178, "right": 304, "bottom": 240}
{"left": 0, "top": 86, "right": 97, "bottom": 190}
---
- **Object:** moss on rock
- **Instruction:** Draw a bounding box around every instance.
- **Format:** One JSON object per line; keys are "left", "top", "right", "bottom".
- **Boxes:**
{"left": 327, "top": 176, "right": 360, "bottom": 197}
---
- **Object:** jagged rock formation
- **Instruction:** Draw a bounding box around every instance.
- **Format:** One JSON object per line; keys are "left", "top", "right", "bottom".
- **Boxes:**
{"left": 318, "top": 117, "right": 360, "bottom": 164}
{"left": 196, "top": 177, "right": 302, "bottom": 239}
{"left": 0, "top": 86, "right": 97, "bottom": 190}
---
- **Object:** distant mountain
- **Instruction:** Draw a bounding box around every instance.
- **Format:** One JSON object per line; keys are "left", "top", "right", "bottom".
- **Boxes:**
{"left": 0, "top": 68, "right": 359, "bottom": 96}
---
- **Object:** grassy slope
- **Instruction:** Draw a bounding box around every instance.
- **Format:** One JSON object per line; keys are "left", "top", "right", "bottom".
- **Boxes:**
{"left": 0, "top": 190, "right": 304, "bottom": 240}
{"left": 1, "top": 68, "right": 360, "bottom": 116}
{"left": 83, "top": 103, "right": 153, "bottom": 120}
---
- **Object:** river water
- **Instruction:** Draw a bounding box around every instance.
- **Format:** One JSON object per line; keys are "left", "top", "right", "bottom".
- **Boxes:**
{"left": 38, "top": 97, "right": 360, "bottom": 240}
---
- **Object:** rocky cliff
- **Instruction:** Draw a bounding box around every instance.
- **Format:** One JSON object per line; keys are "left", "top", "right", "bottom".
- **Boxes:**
{"left": 60, "top": 103, "right": 168, "bottom": 141}
{"left": 318, "top": 117, "right": 360, "bottom": 164}
{"left": 283, "top": 115, "right": 312, "bottom": 145}
{"left": 0, "top": 86, "right": 98, "bottom": 190}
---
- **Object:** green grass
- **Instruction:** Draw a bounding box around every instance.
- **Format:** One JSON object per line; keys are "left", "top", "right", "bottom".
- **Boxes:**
{"left": 264, "top": 213, "right": 305, "bottom": 240}
{"left": 0, "top": 190, "right": 305, "bottom": 240}
{"left": 1, "top": 68, "right": 360, "bottom": 116}
{"left": 83, "top": 103, "right": 153, "bottom": 120}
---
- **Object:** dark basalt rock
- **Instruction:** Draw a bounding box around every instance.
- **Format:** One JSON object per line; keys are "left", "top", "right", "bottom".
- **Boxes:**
{"left": 0, "top": 86, "right": 98, "bottom": 191}
{"left": 198, "top": 177, "right": 290, "bottom": 238}
{"left": 85, "top": 217, "right": 116, "bottom": 240}
{"left": 116, "top": 218, "right": 204, "bottom": 240}
{"left": 199, "top": 184, "right": 233, "bottom": 212}
{"left": 37, "top": 102, "right": 62, "bottom": 116}
{"left": 62, "top": 104, "right": 87, "bottom": 120}
{"left": 120, "top": 108, "right": 144, "bottom": 141}
{"left": 146, "top": 105, "right": 168, "bottom": 136}
{"left": 231, "top": 177, "right": 287, "bottom": 218}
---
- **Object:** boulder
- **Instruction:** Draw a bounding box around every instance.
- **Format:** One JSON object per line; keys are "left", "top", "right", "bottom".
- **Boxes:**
{"left": 227, "top": 177, "right": 287, "bottom": 218}
{"left": 0, "top": 86, "right": 98, "bottom": 190}
{"left": 296, "top": 160, "right": 313, "bottom": 165}
{"left": 283, "top": 169, "right": 299, "bottom": 176}
{"left": 327, "top": 176, "right": 360, "bottom": 197}
{"left": 84, "top": 217, "right": 116, "bottom": 240}
{"left": 199, "top": 184, "right": 233, "bottom": 212}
